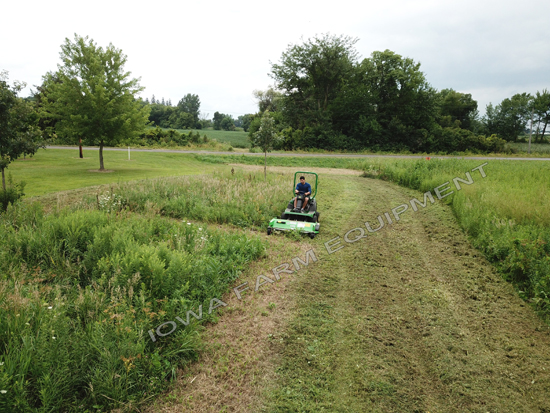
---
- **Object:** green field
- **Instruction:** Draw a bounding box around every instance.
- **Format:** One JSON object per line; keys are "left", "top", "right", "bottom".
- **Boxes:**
{"left": 6, "top": 149, "right": 217, "bottom": 197}
{"left": 508, "top": 141, "right": 550, "bottom": 154}
{"left": 2, "top": 149, "right": 550, "bottom": 411}
{"left": 173, "top": 128, "right": 250, "bottom": 148}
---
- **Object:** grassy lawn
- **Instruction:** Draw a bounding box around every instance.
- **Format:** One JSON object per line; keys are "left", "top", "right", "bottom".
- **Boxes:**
{"left": 172, "top": 128, "right": 250, "bottom": 148}
{"left": 7, "top": 148, "right": 217, "bottom": 197}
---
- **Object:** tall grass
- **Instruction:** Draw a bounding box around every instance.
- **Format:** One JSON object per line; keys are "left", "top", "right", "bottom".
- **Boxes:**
{"left": 0, "top": 171, "right": 281, "bottom": 412}
{"left": 361, "top": 158, "right": 550, "bottom": 319}
{"left": 81, "top": 169, "right": 293, "bottom": 228}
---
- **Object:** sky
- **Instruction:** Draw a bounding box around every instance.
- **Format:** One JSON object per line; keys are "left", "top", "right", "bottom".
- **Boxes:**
{"left": 2, "top": 0, "right": 549, "bottom": 119}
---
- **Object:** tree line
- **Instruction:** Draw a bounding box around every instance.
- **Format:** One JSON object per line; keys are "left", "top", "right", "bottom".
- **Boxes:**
{"left": 244, "top": 34, "right": 550, "bottom": 153}
{"left": 2, "top": 32, "right": 550, "bottom": 194}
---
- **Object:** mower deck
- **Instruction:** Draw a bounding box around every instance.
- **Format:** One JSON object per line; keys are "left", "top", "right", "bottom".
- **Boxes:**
{"left": 267, "top": 171, "right": 321, "bottom": 239}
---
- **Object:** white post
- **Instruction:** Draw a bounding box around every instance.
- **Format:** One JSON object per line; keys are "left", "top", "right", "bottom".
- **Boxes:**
{"left": 529, "top": 108, "right": 533, "bottom": 154}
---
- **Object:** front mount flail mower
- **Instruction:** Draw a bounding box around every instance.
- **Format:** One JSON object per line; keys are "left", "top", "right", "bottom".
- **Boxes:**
{"left": 267, "top": 171, "right": 320, "bottom": 239}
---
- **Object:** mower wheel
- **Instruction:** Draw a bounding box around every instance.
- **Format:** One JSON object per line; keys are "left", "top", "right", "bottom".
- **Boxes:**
{"left": 309, "top": 233, "right": 316, "bottom": 239}
{"left": 315, "top": 212, "right": 320, "bottom": 222}
{"left": 267, "top": 227, "right": 272, "bottom": 235}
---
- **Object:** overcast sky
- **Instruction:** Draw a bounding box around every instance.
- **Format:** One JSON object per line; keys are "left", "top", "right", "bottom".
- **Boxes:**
{"left": 2, "top": 0, "right": 549, "bottom": 119}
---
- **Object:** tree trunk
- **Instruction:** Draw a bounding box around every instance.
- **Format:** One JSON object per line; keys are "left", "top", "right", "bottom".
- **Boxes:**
{"left": 1, "top": 167, "right": 5, "bottom": 191}
{"left": 541, "top": 119, "right": 549, "bottom": 142}
{"left": 79, "top": 138, "right": 83, "bottom": 158}
{"left": 264, "top": 150, "right": 267, "bottom": 180}
{"left": 99, "top": 141, "right": 105, "bottom": 171}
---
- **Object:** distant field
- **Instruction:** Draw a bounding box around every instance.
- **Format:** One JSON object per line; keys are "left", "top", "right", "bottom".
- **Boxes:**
{"left": 173, "top": 128, "right": 250, "bottom": 148}
{"left": 509, "top": 142, "right": 550, "bottom": 154}
{"left": 7, "top": 148, "right": 216, "bottom": 197}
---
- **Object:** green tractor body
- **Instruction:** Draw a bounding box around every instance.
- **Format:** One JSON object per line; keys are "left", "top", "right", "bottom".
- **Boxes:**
{"left": 268, "top": 171, "right": 320, "bottom": 239}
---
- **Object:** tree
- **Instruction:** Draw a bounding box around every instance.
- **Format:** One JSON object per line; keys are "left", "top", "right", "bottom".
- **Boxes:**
{"left": 177, "top": 94, "right": 201, "bottom": 128}
{"left": 220, "top": 116, "right": 235, "bottom": 131}
{"left": 41, "top": 35, "right": 150, "bottom": 170}
{"left": 353, "top": 50, "right": 437, "bottom": 150}
{"left": 0, "top": 71, "right": 44, "bottom": 190}
{"left": 533, "top": 89, "right": 550, "bottom": 141}
{"left": 270, "top": 34, "right": 359, "bottom": 130}
{"left": 251, "top": 111, "right": 280, "bottom": 179}
{"left": 213, "top": 112, "right": 235, "bottom": 131}
{"left": 213, "top": 111, "right": 224, "bottom": 130}
{"left": 483, "top": 93, "right": 531, "bottom": 141}
{"left": 436, "top": 89, "right": 478, "bottom": 130}
{"left": 253, "top": 88, "right": 282, "bottom": 112}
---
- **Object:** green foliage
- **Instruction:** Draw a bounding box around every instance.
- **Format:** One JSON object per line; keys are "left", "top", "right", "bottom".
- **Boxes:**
{"left": 213, "top": 112, "right": 236, "bottom": 131}
{"left": 39, "top": 34, "right": 150, "bottom": 170}
{"left": 253, "top": 88, "right": 282, "bottom": 112}
{"left": 436, "top": 89, "right": 479, "bottom": 131}
{"left": 83, "top": 170, "right": 290, "bottom": 228}
{"left": 364, "top": 158, "right": 550, "bottom": 319}
{"left": 353, "top": 49, "right": 438, "bottom": 151}
{"left": 177, "top": 93, "right": 201, "bottom": 128}
{"left": 431, "top": 127, "right": 508, "bottom": 153}
{"left": 0, "top": 174, "right": 25, "bottom": 211}
{"left": 271, "top": 33, "right": 359, "bottom": 133}
{"left": 0, "top": 70, "right": 45, "bottom": 190}
{"left": 0, "top": 172, "right": 271, "bottom": 412}
{"left": 533, "top": 89, "right": 550, "bottom": 142}
{"left": 483, "top": 93, "right": 532, "bottom": 141}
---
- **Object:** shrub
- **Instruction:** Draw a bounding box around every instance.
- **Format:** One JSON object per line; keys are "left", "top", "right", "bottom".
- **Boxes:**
{"left": 0, "top": 175, "right": 25, "bottom": 211}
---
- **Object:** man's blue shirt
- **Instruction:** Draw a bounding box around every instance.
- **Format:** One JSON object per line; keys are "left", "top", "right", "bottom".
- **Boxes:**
{"left": 296, "top": 182, "right": 311, "bottom": 194}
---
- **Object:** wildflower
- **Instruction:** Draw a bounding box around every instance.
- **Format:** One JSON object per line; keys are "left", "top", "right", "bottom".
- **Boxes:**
{"left": 48, "top": 306, "right": 52, "bottom": 309}
{"left": 0, "top": 390, "right": 6, "bottom": 394}
{"left": 187, "top": 223, "right": 191, "bottom": 225}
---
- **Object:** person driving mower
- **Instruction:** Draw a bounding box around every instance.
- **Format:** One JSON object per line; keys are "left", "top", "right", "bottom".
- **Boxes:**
{"left": 293, "top": 176, "right": 311, "bottom": 212}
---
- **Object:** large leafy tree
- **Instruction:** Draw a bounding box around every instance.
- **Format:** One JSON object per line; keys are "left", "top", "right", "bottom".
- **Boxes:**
{"left": 177, "top": 94, "right": 201, "bottom": 128}
{"left": 354, "top": 50, "right": 437, "bottom": 150}
{"left": 270, "top": 34, "right": 359, "bottom": 130}
{"left": 483, "top": 93, "right": 531, "bottom": 141}
{"left": 533, "top": 89, "right": 550, "bottom": 142}
{"left": 436, "top": 89, "right": 478, "bottom": 130}
{"left": 41, "top": 34, "right": 150, "bottom": 170}
{"left": 0, "top": 71, "right": 44, "bottom": 190}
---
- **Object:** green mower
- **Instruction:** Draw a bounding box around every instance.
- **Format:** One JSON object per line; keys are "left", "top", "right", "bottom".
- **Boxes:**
{"left": 267, "top": 171, "right": 320, "bottom": 239}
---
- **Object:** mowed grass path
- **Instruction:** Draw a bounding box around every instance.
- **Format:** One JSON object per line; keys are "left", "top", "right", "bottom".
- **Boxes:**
{"left": 262, "top": 175, "right": 550, "bottom": 412}
{"left": 7, "top": 149, "right": 216, "bottom": 197}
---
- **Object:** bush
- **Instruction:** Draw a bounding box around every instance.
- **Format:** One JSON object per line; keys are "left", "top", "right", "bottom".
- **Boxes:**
{"left": 0, "top": 175, "right": 26, "bottom": 211}
{"left": 0, "top": 202, "right": 266, "bottom": 412}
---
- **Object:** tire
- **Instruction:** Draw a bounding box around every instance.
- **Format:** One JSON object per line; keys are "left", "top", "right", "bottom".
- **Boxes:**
{"left": 281, "top": 212, "right": 288, "bottom": 219}
{"left": 313, "top": 214, "right": 318, "bottom": 223}
{"left": 316, "top": 212, "right": 320, "bottom": 223}
{"left": 309, "top": 233, "right": 315, "bottom": 239}
{"left": 267, "top": 227, "right": 272, "bottom": 235}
